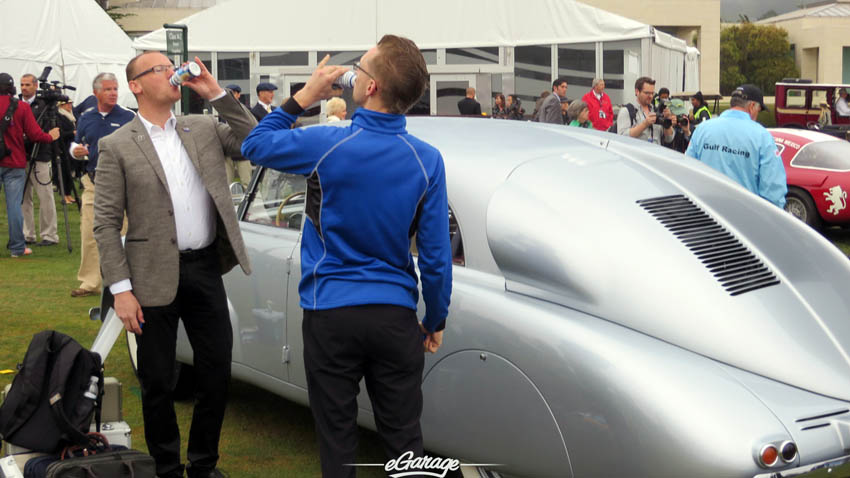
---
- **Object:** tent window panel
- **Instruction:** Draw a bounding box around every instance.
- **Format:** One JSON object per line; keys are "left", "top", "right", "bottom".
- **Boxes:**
{"left": 187, "top": 53, "right": 212, "bottom": 115}
{"left": 603, "top": 50, "right": 625, "bottom": 75}
{"left": 318, "top": 51, "right": 367, "bottom": 66}
{"left": 558, "top": 44, "right": 595, "bottom": 90}
{"left": 260, "top": 52, "right": 309, "bottom": 66}
{"left": 421, "top": 50, "right": 437, "bottom": 65}
{"left": 515, "top": 45, "right": 552, "bottom": 107}
{"left": 446, "top": 47, "right": 499, "bottom": 65}
{"left": 408, "top": 77, "right": 431, "bottom": 116}
{"left": 218, "top": 52, "right": 250, "bottom": 81}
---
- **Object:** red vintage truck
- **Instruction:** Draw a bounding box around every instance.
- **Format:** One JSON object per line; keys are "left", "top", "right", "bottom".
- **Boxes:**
{"left": 775, "top": 79, "right": 850, "bottom": 139}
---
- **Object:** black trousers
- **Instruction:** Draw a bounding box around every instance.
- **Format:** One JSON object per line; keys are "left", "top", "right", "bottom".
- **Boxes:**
{"left": 135, "top": 246, "right": 232, "bottom": 478}
{"left": 303, "top": 305, "right": 425, "bottom": 478}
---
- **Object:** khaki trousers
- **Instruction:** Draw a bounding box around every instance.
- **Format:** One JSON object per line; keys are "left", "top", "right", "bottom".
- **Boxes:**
{"left": 225, "top": 158, "right": 253, "bottom": 189}
{"left": 77, "top": 175, "right": 100, "bottom": 292}
{"left": 21, "top": 160, "right": 58, "bottom": 243}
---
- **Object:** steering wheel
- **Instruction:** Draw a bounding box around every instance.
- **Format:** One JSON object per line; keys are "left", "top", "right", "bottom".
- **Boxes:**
{"left": 275, "top": 191, "right": 306, "bottom": 228}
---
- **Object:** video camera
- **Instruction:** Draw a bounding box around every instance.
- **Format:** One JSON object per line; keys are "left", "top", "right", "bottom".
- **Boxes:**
{"left": 34, "top": 66, "right": 75, "bottom": 104}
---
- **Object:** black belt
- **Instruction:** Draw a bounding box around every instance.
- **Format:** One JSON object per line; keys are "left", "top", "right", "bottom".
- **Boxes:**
{"left": 179, "top": 243, "right": 215, "bottom": 262}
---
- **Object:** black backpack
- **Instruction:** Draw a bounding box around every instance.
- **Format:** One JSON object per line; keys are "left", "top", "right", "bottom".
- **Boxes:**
{"left": 0, "top": 97, "right": 19, "bottom": 159}
{"left": 608, "top": 103, "right": 636, "bottom": 133}
{"left": 0, "top": 330, "right": 104, "bottom": 453}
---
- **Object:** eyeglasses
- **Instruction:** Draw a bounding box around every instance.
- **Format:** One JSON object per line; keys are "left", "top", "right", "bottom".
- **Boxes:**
{"left": 353, "top": 61, "right": 375, "bottom": 81}
{"left": 131, "top": 64, "right": 175, "bottom": 81}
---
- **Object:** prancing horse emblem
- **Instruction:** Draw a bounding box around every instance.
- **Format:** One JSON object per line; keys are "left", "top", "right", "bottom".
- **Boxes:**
{"left": 824, "top": 185, "right": 847, "bottom": 215}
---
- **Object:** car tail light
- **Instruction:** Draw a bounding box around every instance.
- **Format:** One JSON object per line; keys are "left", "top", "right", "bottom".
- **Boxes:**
{"left": 780, "top": 441, "right": 798, "bottom": 463}
{"left": 760, "top": 444, "right": 779, "bottom": 467}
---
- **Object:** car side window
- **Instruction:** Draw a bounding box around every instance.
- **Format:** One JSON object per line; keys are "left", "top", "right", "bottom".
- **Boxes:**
{"left": 786, "top": 88, "right": 805, "bottom": 108}
{"left": 409, "top": 205, "right": 465, "bottom": 267}
{"left": 243, "top": 168, "right": 307, "bottom": 231}
{"left": 812, "top": 89, "right": 828, "bottom": 108}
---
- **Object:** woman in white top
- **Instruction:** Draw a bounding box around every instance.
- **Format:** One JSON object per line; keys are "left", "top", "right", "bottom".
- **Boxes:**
{"left": 327, "top": 97, "right": 347, "bottom": 123}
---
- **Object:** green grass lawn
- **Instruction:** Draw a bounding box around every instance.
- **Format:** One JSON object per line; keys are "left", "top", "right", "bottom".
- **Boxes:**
{"left": 0, "top": 189, "right": 387, "bottom": 477}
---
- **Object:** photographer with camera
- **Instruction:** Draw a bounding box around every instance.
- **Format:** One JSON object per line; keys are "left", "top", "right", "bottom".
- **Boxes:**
{"left": 20, "top": 73, "right": 60, "bottom": 246}
{"left": 617, "top": 76, "right": 674, "bottom": 146}
{"left": 0, "top": 73, "right": 59, "bottom": 258}
{"left": 660, "top": 98, "right": 691, "bottom": 153}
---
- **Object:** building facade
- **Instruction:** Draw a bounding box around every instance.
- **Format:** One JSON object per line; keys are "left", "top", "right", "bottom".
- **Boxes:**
{"left": 758, "top": 1, "right": 850, "bottom": 84}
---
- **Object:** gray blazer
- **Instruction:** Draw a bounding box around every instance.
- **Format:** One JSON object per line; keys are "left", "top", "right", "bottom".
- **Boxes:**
{"left": 93, "top": 93, "right": 256, "bottom": 307}
{"left": 537, "top": 93, "right": 563, "bottom": 125}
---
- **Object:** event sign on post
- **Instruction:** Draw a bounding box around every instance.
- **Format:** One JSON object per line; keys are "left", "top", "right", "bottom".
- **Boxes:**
{"left": 164, "top": 24, "right": 189, "bottom": 115}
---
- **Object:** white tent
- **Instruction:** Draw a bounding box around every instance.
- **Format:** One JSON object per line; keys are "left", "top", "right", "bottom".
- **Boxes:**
{"left": 134, "top": 0, "right": 655, "bottom": 51}
{"left": 0, "top": 0, "right": 137, "bottom": 107}
{"left": 132, "top": 0, "right": 699, "bottom": 114}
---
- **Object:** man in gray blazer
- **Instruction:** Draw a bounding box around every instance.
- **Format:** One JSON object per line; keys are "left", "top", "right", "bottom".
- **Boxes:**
{"left": 537, "top": 77, "right": 569, "bottom": 124}
{"left": 93, "top": 52, "right": 254, "bottom": 478}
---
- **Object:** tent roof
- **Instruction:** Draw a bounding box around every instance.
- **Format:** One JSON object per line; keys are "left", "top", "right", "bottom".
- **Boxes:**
{"left": 0, "top": 0, "right": 136, "bottom": 106}
{"left": 133, "top": 0, "right": 658, "bottom": 52}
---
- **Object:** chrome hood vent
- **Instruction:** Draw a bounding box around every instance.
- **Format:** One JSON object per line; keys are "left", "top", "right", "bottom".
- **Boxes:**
{"left": 636, "top": 195, "right": 780, "bottom": 296}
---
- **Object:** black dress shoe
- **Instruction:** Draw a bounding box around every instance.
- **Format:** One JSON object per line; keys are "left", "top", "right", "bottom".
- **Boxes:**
{"left": 36, "top": 240, "right": 58, "bottom": 246}
{"left": 187, "top": 469, "right": 228, "bottom": 478}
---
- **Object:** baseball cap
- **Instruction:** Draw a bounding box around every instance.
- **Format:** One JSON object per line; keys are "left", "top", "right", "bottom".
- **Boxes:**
{"left": 256, "top": 82, "right": 278, "bottom": 93}
{"left": 669, "top": 98, "right": 688, "bottom": 116}
{"left": 732, "top": 84, "right": 768, "bottom": 112}
{"left": 0, "top": 73, "right": 14, "bottom": 88}
{"left": 226, "top": 84, "right": 241, "bottom": 93}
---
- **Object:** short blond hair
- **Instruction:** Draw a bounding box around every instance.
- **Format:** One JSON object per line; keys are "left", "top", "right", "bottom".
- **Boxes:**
{"left": 327, "top": 97, "right": 347, "bottom": 117}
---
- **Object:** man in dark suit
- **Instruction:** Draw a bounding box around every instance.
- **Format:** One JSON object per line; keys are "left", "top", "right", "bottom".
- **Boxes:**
{"left": 93, "top": 52, "right": 255, "bottom": 478}
{"left": 457, "top": 87, "right": 481, "bottom": 116}
{"left": 250, "top": 82, "right": 277, "bottom": 122}
{"left": 537, "top": 77, "right": 569, "bottom": 124}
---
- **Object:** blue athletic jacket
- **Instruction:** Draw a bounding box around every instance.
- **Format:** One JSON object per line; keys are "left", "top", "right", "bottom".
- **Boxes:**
{"left": 241, "top": 101, "right": 452, "bottom": 332}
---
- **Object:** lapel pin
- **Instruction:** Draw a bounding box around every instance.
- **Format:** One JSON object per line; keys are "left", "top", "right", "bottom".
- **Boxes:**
{"left": 183, "top": 127, "right": 191, "bottom": 132}
{"left": 136, "top": 135, "right": 145, "bottom": 142}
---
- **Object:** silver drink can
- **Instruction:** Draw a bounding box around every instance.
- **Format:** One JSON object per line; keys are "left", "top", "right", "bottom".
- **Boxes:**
{"left": 169, "top": 61, "right": 202, "bottom": 86}
{"left": 334, "top": 70, "right": 356, "bottom": 89}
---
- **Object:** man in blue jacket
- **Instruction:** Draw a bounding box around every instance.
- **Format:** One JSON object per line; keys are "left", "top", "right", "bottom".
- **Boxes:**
{"left": 242, "top": 35, "right": 452, "bottom": 476}
{"left": 686, "top": 84, "right": 787, "bottom": 208}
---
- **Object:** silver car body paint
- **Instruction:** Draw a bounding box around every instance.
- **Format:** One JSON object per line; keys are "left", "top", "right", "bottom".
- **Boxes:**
{"left": 172, "top": 118, "right": 850, "bottom": 477}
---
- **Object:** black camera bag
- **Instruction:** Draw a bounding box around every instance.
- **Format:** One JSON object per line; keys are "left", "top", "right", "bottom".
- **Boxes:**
{"left": 0, "top": 330, "right": 103, "bottom": 453}
{"left": 0, "top": 97, "right": 19, "bottom": 159}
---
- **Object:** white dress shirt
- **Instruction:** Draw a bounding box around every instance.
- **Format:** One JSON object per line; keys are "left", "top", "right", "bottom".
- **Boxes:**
{"left": 109, "top": 112, "right": 217, "bottom": 296}
{"left": 836, "top": 97, "right": 850, "bottom": 117}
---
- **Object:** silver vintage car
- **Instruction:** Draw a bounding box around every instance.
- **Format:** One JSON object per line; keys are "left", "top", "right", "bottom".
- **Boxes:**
{"left": 107, "top": 117, "right": 850, "bottom": 477}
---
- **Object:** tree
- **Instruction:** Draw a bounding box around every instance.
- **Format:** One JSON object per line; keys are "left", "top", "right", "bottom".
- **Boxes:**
{"left": 94, "top": 0, "right": 134, "bottom": 30}
{"left": 720, "top": 23, "right": 799, "bottom": 95}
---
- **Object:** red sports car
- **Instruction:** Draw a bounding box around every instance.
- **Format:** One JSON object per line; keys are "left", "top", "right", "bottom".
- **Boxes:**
{"left": 770, "top": 128, "right": 850, "bottom": 229}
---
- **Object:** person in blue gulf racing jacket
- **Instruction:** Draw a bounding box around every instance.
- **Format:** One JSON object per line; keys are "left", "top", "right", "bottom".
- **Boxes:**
{"left": 686, "top": 84, "right": 787, "bottom": 208}
{"left": 241, "top": 35, "right": 452, "bottom": 477}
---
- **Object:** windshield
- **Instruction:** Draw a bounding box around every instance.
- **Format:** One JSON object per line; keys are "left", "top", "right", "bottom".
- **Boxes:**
{"left": 791, "top": 140, "right": 850, "bottom": 171}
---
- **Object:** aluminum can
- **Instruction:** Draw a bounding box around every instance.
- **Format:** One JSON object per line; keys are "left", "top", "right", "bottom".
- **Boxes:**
{"left": 169, "top": 61, "right": 202, "bottom": 86}
{"left": 334, "top": 70, "right": 356, "bottom": 89}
